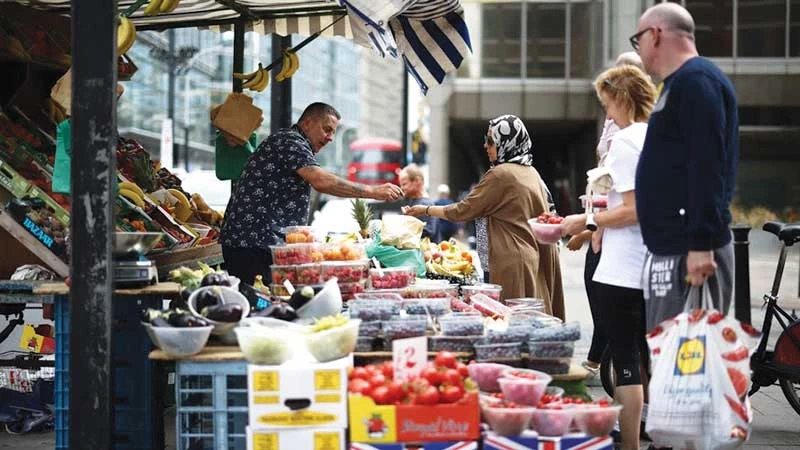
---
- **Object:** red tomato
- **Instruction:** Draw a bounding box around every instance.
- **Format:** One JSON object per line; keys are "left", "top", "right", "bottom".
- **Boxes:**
{"left": 380, "top": 361, "right": 394, "bottom": 379}
{"left": 440, "top": 385, "right": 465, "bottom": 403}
{"left": 350, "top": 367, "right": 369, "bottom": 380}
{"left": 417, "top": 385, "right": 440, "bottom": 405}
{"left": 369, "top": 373, "right": 387, "bottom": 387}
{"left": 370, "top": 386, "right": 392, "bottom": 405}
{"left": 387, "top": 380, "right": 405, "bottom": 403}
{"left": 435, "top": 351, "right": 458, "bottom": 369}
{"left": 443, "top": 369, "right": 463, "bottom": 386}
{"left": 349, "top": 378, "right": 372, "bottom": 395}
{"left": 456, "top": 362, "right": 469, "bottom": 378}
{"left": 420, "top": 367, "right": 443, "bottom": 386}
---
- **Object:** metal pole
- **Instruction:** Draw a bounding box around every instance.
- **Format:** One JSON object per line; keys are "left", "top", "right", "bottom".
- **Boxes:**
{"left": 233, "top": 20, "right": 245, "bottom": 93}
{"left": 168, "top": 29, "right": 178, "bottom": 167}
{"left": 271, "top": 34, "right": 293, "bottom": 131}
{"left": 401, "top": 68, "right": 409, "bottom": 166}
{"left": 69, "top": 0, "right": 116, "bottom": 448}
{"left": 732, "top": 225, "right": 752, "bottom": 325}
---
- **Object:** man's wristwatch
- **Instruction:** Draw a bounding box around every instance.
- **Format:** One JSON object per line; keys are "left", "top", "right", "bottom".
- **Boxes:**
{"left": 585, "top": 213, "right": 598, "bottom": 231}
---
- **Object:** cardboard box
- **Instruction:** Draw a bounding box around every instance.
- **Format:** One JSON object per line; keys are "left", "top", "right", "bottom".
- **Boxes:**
{"left": 348, "top": 393, "right": 480, "bottom": 444}
{"left": 0, "top": 157, "right": 31, "bottom": 198}
{"left": 482, "top": 431, "right": 612, "bottom": 450}
{"left": 247, "top": 426, "right": 345, "bottom": 450}
{"left": 350, "top": 442, "right": 478, "bottom": 450}
{"left": 248, "top": 356, "right": 351, "bottom": 429}
{"left": 26, "top": 185, "right": 69, "bottom": 226}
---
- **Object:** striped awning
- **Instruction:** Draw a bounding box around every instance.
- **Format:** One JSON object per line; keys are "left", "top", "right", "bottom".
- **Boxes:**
{"left": 7, "top": 0, "right": 352, "bottom": 37}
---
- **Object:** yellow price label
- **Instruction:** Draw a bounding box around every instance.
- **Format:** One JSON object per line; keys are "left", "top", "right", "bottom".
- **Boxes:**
{"left": 252, "top": 431, "right": 278, "bottom": 450}
{"left": 314, "top": 431, "right": 341, "bottom": 450}
{"left": 315, "top": 393, "right": 341, "bottom": 403}
{"left": 254, "top": 395, "right": 280, "bottom": 404}
{"left": 314, "top": 369, "right": 341, "bottom": 391}
{"left": 253, "top": 371, "right": 279, "bottom": 392}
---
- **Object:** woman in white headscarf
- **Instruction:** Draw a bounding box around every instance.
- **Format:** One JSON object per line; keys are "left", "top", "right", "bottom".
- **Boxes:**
{"left": 404, "top": 115, "right": 564, "bottom": 318}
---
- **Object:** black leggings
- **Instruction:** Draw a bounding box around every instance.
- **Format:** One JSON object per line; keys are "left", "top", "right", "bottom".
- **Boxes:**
{"left": 221, "top": 246, "right": 273, "bottom": 287}
{"left": 584, "top": 246, "right": 607, "bottom": 363}
{"left": 593, "top": 281, "right": 646, "bottom": 386}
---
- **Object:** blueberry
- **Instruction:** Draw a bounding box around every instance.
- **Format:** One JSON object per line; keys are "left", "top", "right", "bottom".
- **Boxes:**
{"left": 528, "top": 358, "right": 570, "bottom": 375}
{"left": 358, "top": 321, "right": 382, "bottom": 338}
{"left": 528, "top": 341, "right": 575, "bottom": 358}
{"left": 474, "top": 342, "right": 522, "bottom": 361}
{"left": 528, "top": 322, "right": 581, "bottom": 342}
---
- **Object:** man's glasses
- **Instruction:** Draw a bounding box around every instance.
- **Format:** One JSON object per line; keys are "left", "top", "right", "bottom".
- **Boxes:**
{"left": 629, "top": 27, "right": 656, "bottom": 51}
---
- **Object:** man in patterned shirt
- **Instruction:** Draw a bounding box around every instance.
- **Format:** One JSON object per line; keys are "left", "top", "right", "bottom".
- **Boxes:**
{"left": 221, "top": 103, "right": 404, "bottom": 285}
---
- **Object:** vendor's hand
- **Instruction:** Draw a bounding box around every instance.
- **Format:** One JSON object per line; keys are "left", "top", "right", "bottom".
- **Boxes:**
{"left": 566, "top": 231, "right": 589, "bottom": 251}
{"left": 560, "top": 213, "right": 587, "bottom": 237}
{"left": 372, "top": 183, "right": 404, "bottom": 202}
{"left": 402, "top": 205, "right": 426, "bottom": 217}
{"left": 685, "top": 250, "right": 716, "bottom": 286}
{"left": 591, "top": 228, "right": 603, "bottom": 253}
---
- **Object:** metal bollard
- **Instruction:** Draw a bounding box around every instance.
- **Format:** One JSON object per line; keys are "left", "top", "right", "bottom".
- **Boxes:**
{"left": 732, "top": 225, "right": 752, "bottom": 325}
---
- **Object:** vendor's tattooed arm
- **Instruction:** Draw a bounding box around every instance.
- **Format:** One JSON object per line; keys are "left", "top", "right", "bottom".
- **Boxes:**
{"left": 297, "top": 165, "right": 368, "bottom": 198}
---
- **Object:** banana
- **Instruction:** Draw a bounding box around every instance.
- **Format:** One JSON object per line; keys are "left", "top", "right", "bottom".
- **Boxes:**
{"left": 275, "top": 51, "right": 293, "bottom": 82}
{"left": 242, "top": 65, "right": 265, "bottom": 89}
{"left": 119, "top": 188, "right": 144, "bottom": 208}
{"left": 119, "top": 182, "right": 145, "bottom": 199}
{"left": 143, "top": 0, "right": 163, "bottom": 16}
{"left": 166, "top": 0, "right": 181, "bottom": 13}
{"left": 286, "top": 50, "right": 300, "bottom": 78}
{"left": 251, "top": 68, "right": 270, "bottom": 92}
{"left": 169, "top": 189, "right": 193, "bottom": 222}
{"left": 117, "top": 17, "right": 136, "bottom": 55}
{"left": 159, "top": 0, "right": 177, "bottom": 13}
{"left": 233, "top": 69, "right": 259, "bottom": 81}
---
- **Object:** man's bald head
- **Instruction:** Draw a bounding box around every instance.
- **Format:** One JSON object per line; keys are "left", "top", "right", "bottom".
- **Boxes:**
{"left": 641, "top": 2, "right": 695, "bottom": 36}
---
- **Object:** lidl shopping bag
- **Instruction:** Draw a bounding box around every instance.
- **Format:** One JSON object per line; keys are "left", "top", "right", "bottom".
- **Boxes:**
{"left": 645, "top": 288, "right": 761, "bottom": 449}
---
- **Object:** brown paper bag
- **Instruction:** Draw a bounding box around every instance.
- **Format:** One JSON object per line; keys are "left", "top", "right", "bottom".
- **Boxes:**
{"left": 212, "top": 93, "right": 263, "bottom": 144}
{"left": 50, "top": 68, "right": 72, "bottom": 115}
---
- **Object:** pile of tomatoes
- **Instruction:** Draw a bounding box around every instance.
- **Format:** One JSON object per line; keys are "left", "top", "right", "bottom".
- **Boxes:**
{"left": 348, "top": 351, "right": 476, "bottom": 406}
{"left": 535, "top": 212, "right": 564, "bottom": 224}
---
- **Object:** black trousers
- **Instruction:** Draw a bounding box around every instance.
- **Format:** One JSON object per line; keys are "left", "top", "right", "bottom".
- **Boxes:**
{"left": 221, "top": 246, "right": 273, "bottom": 287}
{"left": 593, "top": 281, "right": 646, "bottom": 386}
{"left": 584, "top": 246, "right": 607, "bottom": 363}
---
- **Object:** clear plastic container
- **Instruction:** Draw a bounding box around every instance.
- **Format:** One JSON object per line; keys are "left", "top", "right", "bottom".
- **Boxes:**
{"left": 439, "top": 314, "right": 484, "bottom": 336}
{"left": 296, "top": 278, "right": 342, "bottom": 320}
{"left": 505, "top": 298, "right": 546, "bottom": 312}
{"left": 462, "top": 283, "right": 502, "bottom": 302}
{"left": 234, "top": 322, "right": 300, "bottom": 365}
{"left": 481, "top": 404, "right": 536, "bottom": 436}
{"left": 467, "top": 362, "right": 513, "bottom": 393}
{"left": 498, "top": 371, "right": 552, "bottom": 406}
{"left": 579, "top": 194, "right": 608, "bottom": 209}
{"left": 269, "top": 265, "right": 296, "bottom": 285}
{"left": 527, "top": 357, "right": 571, "bottom": 375}
{"left": 294, "top": 264, "right": 322, "bottom": 284}
{"left": 357, "top": 320, "right": 382, "bottom": 337}
{"left": 356, "top": 336, "right": 376, "bottom": 352}
{"left": 339, "top": 281, "right": 367, "bottom": 302}
{"left": 321, "top": 242, "right": 366, "bottom": 261}
{"left": 402, "top": 298, "right": 451, "bottom": 316}
{"left": 270, "top": 284, "right": 289, "bottom": 297}
{"left": 528, "top": 341, "right": 576, "bottom": 358}
{"left": 354, "top": 292, "right": 404, "bottom": 302}
{"left": 270, "top": 243, "right": 318, "bottom": 265}
{"left": 400, "top": 284, "right": 459, "bottom": 299}
{"left": 528, "top": 321, "right": 581, "bottom": 342}
{"left": 474, "top": 342, "right": 522, "bottom": 361}
{"left": 349, "top": 300, "right": 399, "bottom": 321}
{"left": 527, "top": 219, "right": 563, "bottom": 245}
{"left": 143, "top": 323, "right": 212, "bottom": 357}
{"left": 282, "top": 225, "right": 316, "bottom": 243}
{"left": 530, "top": 406, "right": 576, "bottom": 437}
{"left": 382, "top": 318, "right": 427, "bottom": 341}
{"left": 428, "top": 336, "right": 481, "bottom": 353}
{"left": 572, "top": 405, "right": 623, "bottom": 436}
{"left": 305, "top": 319, "right": 361, "bottom": 362}
{"left": 485, "top": 325, "right": 531, "bottom": 344}
{"left": 451, "top": 297, "right": 479, "bottom": 313}
{"left": 321, "top": 260, "right": 369, "bottom": 283}
{"left": 187, "top": 286, "right": 251, "bottom": 336}
{"left": 470, "top": 293, "right": 513, "bottom": 320}
{"left": 369, "top": 266, "right": 416, "bottom": 289}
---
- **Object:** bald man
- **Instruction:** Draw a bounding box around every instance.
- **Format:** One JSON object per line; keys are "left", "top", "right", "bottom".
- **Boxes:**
{"left": 633, "top": 3, "right": 738, "bottom": 330}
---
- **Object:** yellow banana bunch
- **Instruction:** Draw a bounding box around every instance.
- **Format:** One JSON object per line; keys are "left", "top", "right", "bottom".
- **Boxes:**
{"left": 235, "top": 63, "right": 270, "bottom": 93}
{"left": 275, "top": 50, "right": 300, "bottom": 82}
{"left": 168, "top": 189, "right": 193, "bottom": 222}
{"left": 119, "top": 182, "right": 145, "bottom": 208}
{"left": 117, "top": 16, "right": 136, "bottom": 55}
{"left": 159, "top": 0, "right": 181, "bottom": 13}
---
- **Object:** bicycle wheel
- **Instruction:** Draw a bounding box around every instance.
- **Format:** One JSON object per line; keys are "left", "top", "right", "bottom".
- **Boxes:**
{"left": 779, "top": 378, "right": 800, "bottom": 416}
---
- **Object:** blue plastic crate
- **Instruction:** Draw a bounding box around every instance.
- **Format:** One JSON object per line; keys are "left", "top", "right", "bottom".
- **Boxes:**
{"left": 55, "top": 296, "right": 162, "bottom": 450}
{"left": 176, "top": 360, "right": 248, "bottom": 450}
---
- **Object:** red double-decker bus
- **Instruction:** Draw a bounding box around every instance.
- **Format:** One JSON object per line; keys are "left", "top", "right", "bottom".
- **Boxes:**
{"left": 346, "top": 138, "right": 403, "bottom": 186}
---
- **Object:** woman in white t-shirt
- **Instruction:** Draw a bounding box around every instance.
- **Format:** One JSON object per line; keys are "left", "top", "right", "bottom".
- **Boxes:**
{"left": 560, "top": 65, "right": 657, "bottom": 450}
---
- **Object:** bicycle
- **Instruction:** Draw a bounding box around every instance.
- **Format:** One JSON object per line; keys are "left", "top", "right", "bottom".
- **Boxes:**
{"left": 749, "top": 221, "right": 800, "bottom": 415}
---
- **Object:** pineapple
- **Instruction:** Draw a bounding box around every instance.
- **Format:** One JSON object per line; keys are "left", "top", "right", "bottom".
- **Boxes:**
{"left": 351, "top": 199, "right": 373, "bottom": 239}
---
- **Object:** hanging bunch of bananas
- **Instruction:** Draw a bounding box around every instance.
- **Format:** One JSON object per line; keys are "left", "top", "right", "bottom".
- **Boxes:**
{"left": 234, "top": 63, "right": 270, "bottom": 93}
{"left": 275, "top": 50, "right": 300, "bottom": 82}
{"left": 119, "top": 182, "right": 146, "bottom": 208}
{"left": 143, "top": 0, "right": 181, "bottom": 15}
{"left": 117, "top": 16, "right": 137, "bottom": 55}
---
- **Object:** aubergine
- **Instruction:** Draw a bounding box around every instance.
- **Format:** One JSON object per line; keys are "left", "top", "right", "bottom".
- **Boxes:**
{"left": 195, "top": 287, "right": 223, "bottom": 311}
{"left": 255, "top": 302, "right": 297, "bottom": 321}
{"left": 287, "top": 286, "right": 315, "bottom": 311}
{"left": 151, "top": 317, "right": 172, "bottom": 327}
{"left": 201, "top": 272, "right": 232, "bottom": 287}
{"left": 201, "top": 303, "right": 243, "bottom": 322}
{"left": 168, "top": 312, "right": 210, "bottom": 328}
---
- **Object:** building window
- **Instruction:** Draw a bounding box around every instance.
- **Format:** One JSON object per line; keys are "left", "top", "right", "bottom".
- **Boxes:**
{"left": 682, "top": 0, "right": 733, "bottom": 57}
{"left": 738, "top": 0, "right": 786, "bottom": 57}
{"left": 526, "top": 2, "right": 566, "bottom": 77}
{"left": 793, "top": 0, "right": 800, "bottom": 56}
{"left": 570, "top": 0, "right": 604, "bottom": 78}
{"left": 481, "top": 2, "right": 522, "bottom": 77}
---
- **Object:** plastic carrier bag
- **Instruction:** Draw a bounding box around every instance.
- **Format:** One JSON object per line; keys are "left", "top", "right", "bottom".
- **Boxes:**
{"left": 366, "top": 233, "right": 426, "bottom": 278}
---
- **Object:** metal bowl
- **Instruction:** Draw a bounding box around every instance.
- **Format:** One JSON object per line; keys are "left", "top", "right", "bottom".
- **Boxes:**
{"left": 113, "top": 232, "right": 164, "bottom": 257}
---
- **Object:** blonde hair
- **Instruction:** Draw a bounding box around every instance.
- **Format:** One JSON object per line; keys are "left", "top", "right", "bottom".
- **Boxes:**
{"left": 595, "top": 65, "right": 657, "bottom": 124}
{"left": 401, "top": 164, "right": 424, "bottom": 182}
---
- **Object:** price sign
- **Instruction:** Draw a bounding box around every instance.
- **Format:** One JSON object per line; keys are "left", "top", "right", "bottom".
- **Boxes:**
{"left": 392, "top": 336, "right": 427, "bottom": 382}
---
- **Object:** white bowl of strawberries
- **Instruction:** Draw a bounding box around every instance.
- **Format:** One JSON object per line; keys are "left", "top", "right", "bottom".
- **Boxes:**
{"left": 528, "top": 213, "right": 564, "bottom": 245}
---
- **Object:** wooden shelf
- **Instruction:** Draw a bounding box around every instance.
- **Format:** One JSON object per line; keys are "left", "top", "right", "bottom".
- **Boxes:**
{"left": 151, "top": 243, "right": 224, "bottom": 278}
{"left": 33, "top": 281, "right": 181, "bottom": 296}
{"left": 0, "top": 204, "right": 68, "bottom": 278}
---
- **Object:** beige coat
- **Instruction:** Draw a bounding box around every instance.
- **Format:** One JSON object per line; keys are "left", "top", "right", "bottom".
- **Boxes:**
{"left": 446, "top": 164, "right": 565, "bottom": 319}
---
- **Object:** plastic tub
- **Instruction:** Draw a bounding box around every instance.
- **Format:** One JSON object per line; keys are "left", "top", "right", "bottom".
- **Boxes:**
{"left": 498, "top": 371, "right": 552, "bottom": 406}
{"left": 234, "top": 320, "right": 301, "bottom": 365}
{"left": 505, "top": 298, "right": 546, "bottom": 312}
{"left": 528, "top": 358, "right": 571, "bottom": 375}
{"left": 528, "top": 321, "right": 581, "bottom": 342}
{"left": 354, "top": 292, "right": 404, "bottom": 302}
{"left": 481, "top": 404, "right": 536, "bottom": 436}
{"left": 530, "top": 406, "right": 576, "bottom": 437}
{"left": 282, "top": 225, "right": 316, "bottom": 243}
{"left": 474, "top": 342, "right": 522, "bottom": 361}
{"left": 357, "top": 320, "right": 382, "bottom": 337}
{"left": 187, "top": 286, "right": 250, "bottom": 336}
{"left": 321, "top": 243, "right": 366, "bottom": 261}
{"left": 270, "top": 243, "right": 318, "bottom": 265}
{"left": 451, "top": 298, "right": 479, "bottom": 313}
{"left": 545, "top": 386, "right": 565, "bottom": 399}
{"left": 470, "top": 294, "right": 513, "bottom": 320}
{"left": 579, "top": 194, "right": 608, "bottom": 209}
{"left": 528, "top": 341, "right": 575, "bottom": 358}
{"left": 402, "top": 298, "right": 451, "bottom": 316}
{"left": 572, "top": 405, "right": 623, "bottom": 436}
{"left": 296, "top": 278, "right": 342, "bottom": 320}
{"left": 485, "top": 325, "right": 531, "bottom": 344}
{"left": 527, "top": 219, "right": 563, "bottom": 245}
{"left": 356, "top": 336, "right": 376, "bottom": 352}
{"left": 428, "top": 336, "right": 481, "bottom": 353}
{"left": 143, "top": 323, "right": 212, "bottom": 357}
{"left": 509, "top": 311, "right": 563, "bottom": 329}
{"left": 321, "top": 261, "right": 369, "bottom": 283}
{"left": 439, "top": 314, "right": 484, "bottom": 336}
{"left": 294, "top": 264, "right": 321, "bottom": 284}
{"left": 305, "top": 319, "right": 361, "bottom": 362}
{"left": 462, "top": 283, "right": 502, "bottom": 302}
{"left": 467, "top": 362, "right": 512, "bottom": 393}
{"left": 348, "top": 299, "right": 399, "bottom": 321}
{"left": 339, "top": 280, "right": 367, "bottom": 294}
{"left": 400, "top": 284, "right": 458, "bottom": 299}
{"left": 369, "top": 266, "right": 416, "bottom": 289}
{"left": 382, "top": 318, "right": 427, "bottom": 341}
{"left": 270, "top": 265, "right": 297, "bottom": 285}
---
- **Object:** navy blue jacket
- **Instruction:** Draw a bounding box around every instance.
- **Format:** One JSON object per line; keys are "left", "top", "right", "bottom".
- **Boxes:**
{"left": 635, "top": 57, "right": 739, "bottom": 255}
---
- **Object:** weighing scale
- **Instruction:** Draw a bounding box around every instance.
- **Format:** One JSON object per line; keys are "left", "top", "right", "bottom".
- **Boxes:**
{"left": 113, "top": 232, "right": 163, "bottom": 287}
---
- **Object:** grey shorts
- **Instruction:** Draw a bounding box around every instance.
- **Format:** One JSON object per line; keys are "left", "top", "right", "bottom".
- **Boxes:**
{"left": 642, "top": 241, "right": 734, "bottom": 331}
